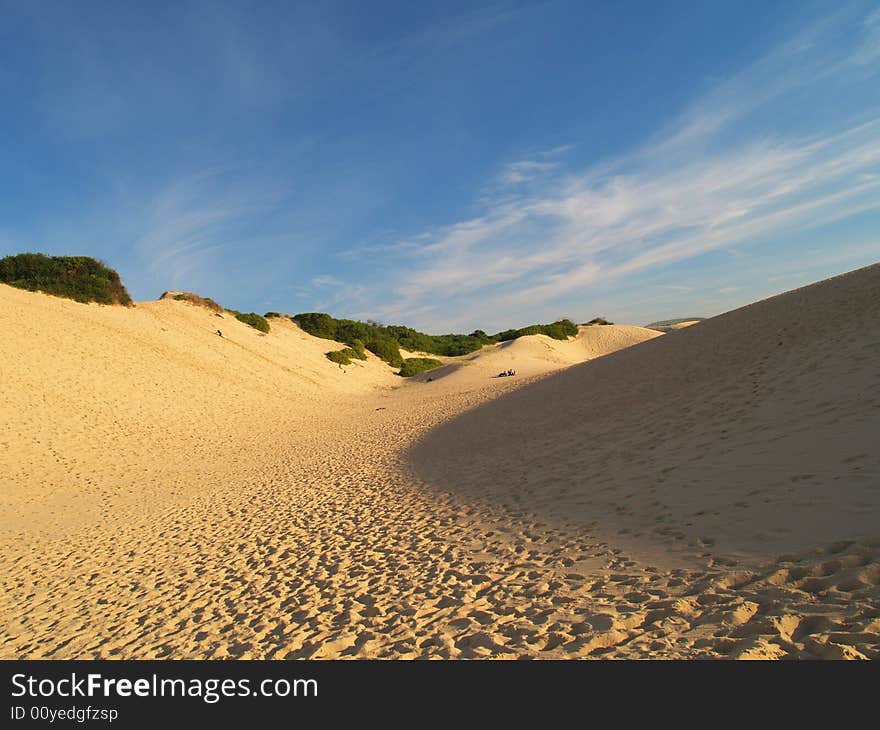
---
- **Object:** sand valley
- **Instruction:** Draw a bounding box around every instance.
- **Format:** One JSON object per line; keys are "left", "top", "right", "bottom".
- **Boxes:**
{"left": 2, "top": 264, "right": 878, "bottom": 659}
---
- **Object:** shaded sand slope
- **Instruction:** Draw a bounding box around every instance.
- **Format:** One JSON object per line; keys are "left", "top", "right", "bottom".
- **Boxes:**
{"left": 409, "top": 263, "right": 880, "bottom": 565}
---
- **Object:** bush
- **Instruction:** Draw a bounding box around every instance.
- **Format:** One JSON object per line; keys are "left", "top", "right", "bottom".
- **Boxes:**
{"left": 165, "top": 291, "right": 223, "bottom": 312}
{"left": 365, "top": 336, "right": 404, "bottom": 368}
{"left": 326, "top": 346, "right": 367, "bottom": 365}
{"left": 293, "top": 312, "right": 576, "bottom": 366}
{"left": 398, "top": 357, "right": 443, "bottom": 377}
{"left": 585, "top": 317, "right": 612, "bottom": 326}
{"left": 350, "top": 339, "right": 366, "bottom": 356}
{"left": 293, "top": 312, "right": 338, "bottom": 339}
{"left": 0, "top": 253, "right": 131, "bottom": 305}
{"left": 540, "top": 319, "right": 580, "bottom": 338}
{"left": 495, "top": 319, "right": 577, "bottom": 341}
{"left": 227, "top": 310, "right": 270, "bottom": 333}
{"left": 264, "top": 311, "right": 283, "bottom": 318}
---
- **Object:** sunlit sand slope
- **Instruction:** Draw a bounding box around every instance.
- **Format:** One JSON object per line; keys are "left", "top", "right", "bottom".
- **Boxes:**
{"left": 407, "top": 324, "right": 661, "bottom": 389}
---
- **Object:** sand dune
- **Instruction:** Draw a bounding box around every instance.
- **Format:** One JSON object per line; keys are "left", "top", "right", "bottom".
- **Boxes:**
{"left": 1, "top": 264, "right": 878, "bottom": 660}
{"left": 412, "top": 264, "right": 880, "bottom": 559}
{"left": 406, "top": 324, "right": 661, "bottom": 388}
{"left": 669, "top": 319, "right": 701, "bottom": 330}
{"left": 407, "top": 263, "right": 880, "bottom": 657}
{"left": 0, "top": 288, "right": 396, "bottom": 536}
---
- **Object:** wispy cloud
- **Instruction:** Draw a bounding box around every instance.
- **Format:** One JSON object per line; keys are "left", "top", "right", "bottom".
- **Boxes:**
{"left": 498, "top": 159, "right": 558, "bottom": 186}
{"left": 350, "top": 7, "right": 880, "bottom": 330}
{"left": 303, "top": 273, "right": 367, "bottom": 313}
{"left": 134, "top": 169, "right": 284, "bottom": 289}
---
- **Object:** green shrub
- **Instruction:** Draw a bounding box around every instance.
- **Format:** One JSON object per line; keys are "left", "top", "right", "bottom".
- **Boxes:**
{"left": 264, "top": 311, "right": 283, "bottom": 319}
{"left": 293, "top": 312, "right": 338, "bottom": 339}
{"left": 585, "top": 317, "right": 612, "bottom": 326}
{"left": 495, "top": 319, "right": 577, "bottom": 341}
{"left": 0, "top": 253, "right": 131, "bottom": 305}
{"left": 293, "top": 312, "right": 576, "bottom": 366}
{"left": 326, "top": 350, "right": 349, "bottom": 365}
{"left": 326, "top": 345, "right": 368, "bottom": 366}
{"left": 365, "top": 336, "right": 404, "bottom": 368}
{"left": 227, "top": 310, "right": 270, "bottom": 333}
{"left": 398, "top": 357, "right": 443, "bottom": 377}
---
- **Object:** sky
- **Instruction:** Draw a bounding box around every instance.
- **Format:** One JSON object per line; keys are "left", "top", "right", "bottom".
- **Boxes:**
{"left": 1, "top": 0, "right": 878, "bottom": 332}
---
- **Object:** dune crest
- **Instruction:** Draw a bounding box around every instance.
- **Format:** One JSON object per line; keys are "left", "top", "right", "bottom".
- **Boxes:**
{"left": 406, "top": 324, "right": 661, "bottom": 386}
{"left": 1, "top": 264, "right": 878, "bottom": 660}
{"left": 410, "top": 263, "right": 880, "bottom": 561}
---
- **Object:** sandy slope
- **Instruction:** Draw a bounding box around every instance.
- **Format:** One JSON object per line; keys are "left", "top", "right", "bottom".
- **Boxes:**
{"left": 406, "top": 324, "right": 661, "bottom": 389}
{"left": 0, "top": 289, "right": 396, "bottom": 537}
{"left": 1, "top": 265, "right": 878, "bottom": 660}
{"left": 672, "top": 319, "right": 701, "bottom": 329}
{"left": 411, "top": 265, "right": 880, "bottom": 561}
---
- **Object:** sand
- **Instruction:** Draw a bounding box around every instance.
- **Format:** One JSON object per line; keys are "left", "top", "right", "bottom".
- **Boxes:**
{"left": 670, "top": 319, "right": 701, "bottom": 329}
{"left": 1, "top": 263, "right": 878, "bottom": 659}
{"left": 405, "top": 324, "right": 662, "bottom": 389}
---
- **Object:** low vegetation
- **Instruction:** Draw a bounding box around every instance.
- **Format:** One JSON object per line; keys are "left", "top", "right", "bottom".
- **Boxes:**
{"left": 398, "top": 357, "right": 442, "bottom": 377}
{"left": 227, "top": 310, "right": 270, "bottom": 333}
{"left": 164, "top": 291, "right": 223, "bottom": 312}
{"left": 293, "top": 312, "right": 578, "bottom": 368}
{"left": 263, "top": 311, "right": 284, "bottom": 318}
{"left": 326, "top": 339, "right": 368, "bottom": 366}
{"left": 0, "top": 253, "right": 131, "bottom": 305}
{"left": 492, "top": 320, "right": 580, "bottom": 341}
{"left": 584, "top": 317, "right": 613, "bottom": 325}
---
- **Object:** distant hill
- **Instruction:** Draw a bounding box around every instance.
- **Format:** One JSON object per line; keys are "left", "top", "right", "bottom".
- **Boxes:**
{"left": 645, "top": 317, "right": 704, "bottom": 332}
{"left": 293, "top": 312, "right": 579, "bottom": 368}
{"left": 0, "top": 253, "right": 131, "bottom": 305}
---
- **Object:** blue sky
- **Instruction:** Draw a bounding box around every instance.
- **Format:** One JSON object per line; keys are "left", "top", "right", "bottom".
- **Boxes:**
{"left": 1, "top": 1, "right": 878, "bottom": 331}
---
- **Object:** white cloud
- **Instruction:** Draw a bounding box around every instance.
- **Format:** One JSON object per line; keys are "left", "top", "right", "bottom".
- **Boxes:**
{"left": 134, "top": 169, "right": 283, "bottom": 289}
{"left": 358, "top": 8, "right": 880, "bottom": 329}
{"left": 498, "top": 160, "right": 558, "bottom": 186}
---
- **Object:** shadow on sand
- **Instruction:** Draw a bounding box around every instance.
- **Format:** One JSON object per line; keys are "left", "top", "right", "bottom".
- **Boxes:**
{"left": 404, "top": 263, "right": 880, "bottom": 566}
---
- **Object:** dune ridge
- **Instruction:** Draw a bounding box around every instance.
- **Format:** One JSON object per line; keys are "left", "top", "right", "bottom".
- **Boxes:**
{"left": 1, "top": 263, "right": 878, "bottom": 659}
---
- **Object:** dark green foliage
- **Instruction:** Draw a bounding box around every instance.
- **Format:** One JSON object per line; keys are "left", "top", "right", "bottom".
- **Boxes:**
{"left": 325, "top": 338, "right": 368, "bottom": 366}
{"left": 398, "top": 357, "right": 443, "bottom": 377}
{"left": 365, "top": 336, "right": 403, "bottom": 368}
{"left": 494, "top": 319, "right": 578, "bottom": 341}
{"left": 293, "top": 312, "right": 338, "bottom": 339}
{"left": 351, "top": 339, "right": 366, "bottom": 355}
{"left": 493, "top": 329, "right": 519, "bottom": 342}
{"left": 585, "top": 317, "right": 613, "bottom": 326}
{"left": 0, "top": 253, "right": 131, "bottom": 305}
{"left": 294, "top": 312, "right": 576, "bottom": 368}
{"left": 384, "top": 325, "right": 495, "bottom": 356}
{"left": 227, "top": 309, "right": 270, "bottom": 333}
{"left": 326, "top": 349, "right": 350, "bottom": 365}
{"left": 326, "top": 346, "right": 367, "bottom": 365}
{"left": 167, "top": 291, "right": 222, "bottom": 311}
{"left": 264, "top": 311, "right": 283, "bottom": 318}
{"left": 292, "top": 313, "right": 403, "bottom": 366}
